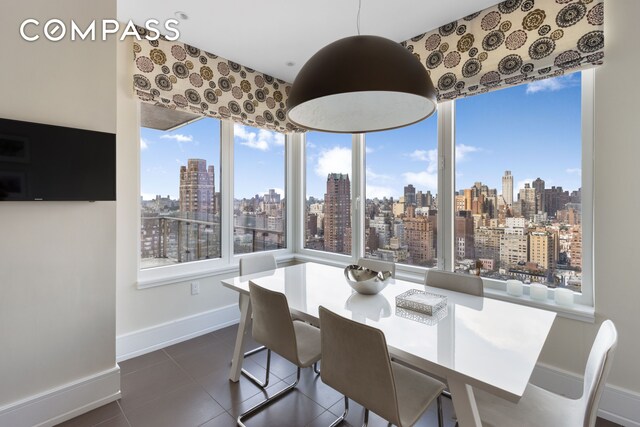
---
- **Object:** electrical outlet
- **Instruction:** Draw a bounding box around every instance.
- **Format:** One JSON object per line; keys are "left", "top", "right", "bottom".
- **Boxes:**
{"left": 191, "top": 281, "right": 200, "bottom": 295}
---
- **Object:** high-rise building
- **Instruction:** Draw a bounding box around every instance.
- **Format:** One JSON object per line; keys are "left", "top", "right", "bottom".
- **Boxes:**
{"left": 518, "top": 183, "right": 536, "bottom": 221}
{"left": 532, "top": 177, "right": 545, "bottom": 214}
{"left": 544, "top": 186, "right": 571, "bottom": 217}
{"left": 403, "top": 213, "right": 436, "bottom": 266}
{"left": 569, "top": 227, "right": 582, "bottom": 270}
{"left": 324, "top": 173, "right": 351, "bottom": 254}
{"left": 529, "top": 230, "right": 558, "bottom": 270}
{"left": 474, "top": 227, "right": 504, "bottom": 264}
{"left": 455, "top": 211, "right": 475, "bottom": 260}
{"left": 404, "top": 184, "right": 416, "bottom": 207}
{"left": 502, "top": 171, "right": 514, "bottom": 206}
{"left": 179, "top": 159, "right": 215, "bottom": 214}
{"left": 500, "top": 226, "right": 528, "bottom": 269}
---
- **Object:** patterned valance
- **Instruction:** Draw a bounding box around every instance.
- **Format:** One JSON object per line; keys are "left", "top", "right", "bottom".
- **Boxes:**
{"left": 132, "top": 28, "right": 302, "bottom": 133}
{"left": 402, "top": 0, "right": 604, "bottom": 101}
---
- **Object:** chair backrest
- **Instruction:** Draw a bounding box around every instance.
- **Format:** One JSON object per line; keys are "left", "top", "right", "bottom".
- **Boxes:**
{"left": 424, "top": 269, "right": 484, "bottom": 297}
{"left": 319, "top": 306, "right": 401, "bottom": 426}
{"left": 357, "top": 258, "right": 396, "bottom": 278}
{"left": 582, "top": 320, "right": 618, "bottom": 427}
{"left": 249, "top": 282, "right": 299, "bottom": 365}
{"left": 239, "top": 253, "right": 277, "bottom": 276}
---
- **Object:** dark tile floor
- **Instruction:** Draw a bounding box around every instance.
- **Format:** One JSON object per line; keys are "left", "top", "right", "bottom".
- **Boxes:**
{"left": 57, "top": 324, "right": 622, "bottom": 427}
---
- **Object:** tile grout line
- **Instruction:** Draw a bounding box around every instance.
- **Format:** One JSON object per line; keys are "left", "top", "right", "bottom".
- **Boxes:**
{"left": 161, "top": 341, "right": 240, "bottom": 421}
{"left": 115, "top": 400, "right": 133, "bottom": 427}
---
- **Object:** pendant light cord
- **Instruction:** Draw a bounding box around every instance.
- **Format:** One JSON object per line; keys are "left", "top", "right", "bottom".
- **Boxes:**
{"left": 357, "top": 0, "right": 362, "bottom": 35}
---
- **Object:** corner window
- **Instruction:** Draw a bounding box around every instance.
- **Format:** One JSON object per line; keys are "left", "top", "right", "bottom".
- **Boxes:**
{"left": 140, "top": 116, "right": 221, "bottom": 269}
{"left": 304, "top": 133, "right": 353, "bottom": 255}
{"left": 233, "top": 124, "right": 286, "bottom": 254}
{"left": 363, "top": 115, "right": 439, "bottom": 267}
{"left": 454, "top": 73, "right": 583, "bottom": 292}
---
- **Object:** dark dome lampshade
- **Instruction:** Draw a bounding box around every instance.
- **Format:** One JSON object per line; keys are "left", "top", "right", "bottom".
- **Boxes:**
{"left": 287, "top": 35, "right": 437, "bottom": 133}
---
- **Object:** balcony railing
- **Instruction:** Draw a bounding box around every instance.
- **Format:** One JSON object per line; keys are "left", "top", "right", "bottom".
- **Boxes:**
{"left": 141, "top": 214, "right": 221, "bottom": 269}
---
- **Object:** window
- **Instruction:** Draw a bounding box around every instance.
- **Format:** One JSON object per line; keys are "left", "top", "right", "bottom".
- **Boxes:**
{"left": 454, "top": 73, "right": 584, "bottom": 292}
{"left": 233, "top": 124, "right": 286, "bottom": 254}
{"left": 140, "top": 117, "right": 221, "bottom": 268}
{"left": 364, "top": 115, "right": 439, "bottom": 267}
{"left": 304, "top": 133, "right": 352, "bottom": 255}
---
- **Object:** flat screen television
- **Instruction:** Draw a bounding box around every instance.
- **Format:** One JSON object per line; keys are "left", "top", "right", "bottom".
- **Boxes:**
{"left": 0, "top": 118, "right": 116, "bottom": 201}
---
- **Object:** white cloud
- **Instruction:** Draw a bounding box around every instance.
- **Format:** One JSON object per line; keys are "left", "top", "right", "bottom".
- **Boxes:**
{"left": 402, "top": 171, "right": 438, "bottom": 191}
{"left": 140, "top": 138, "right": 148, "bottom": 151}
{"left": 315, "top": 146, "right": 352, "bottom": 178}
{"left": 366, "top": 167, "right": 392, "bottom": 182}
{"left": 234, "top": 124, "right": 283, "bottom": 151}
{"left": 566, "top": 168, "right": 582, "bottom": 175}
{"left": 409, "top": 149, "right": 434, "bottom": 162}
{"left": 160, "top": 133, "right": 193, "bottom": 142}
{"left": 456, "top": 144, "right": 479, "bottom": 161}
{"left": 526, "top": 75, "right": 578, "bottom": 94}
{"left": 365, "top": 145, "right": 377, "bottom": 154}
{"left": 366, "top": 184, "right": 395, "bottom": 199}
{"left": 402, "top": 148, "right": 439, "bottom": 191}
{"left": 141, "top": 192, "right": 157, "bottom": 201}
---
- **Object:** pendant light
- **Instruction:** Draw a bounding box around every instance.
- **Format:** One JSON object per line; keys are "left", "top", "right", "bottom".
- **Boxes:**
{"left": 287, "top": 1, "right": 437, "bottom": 133}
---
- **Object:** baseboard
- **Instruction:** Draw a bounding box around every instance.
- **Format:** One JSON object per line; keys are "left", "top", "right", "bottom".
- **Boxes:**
{"left": 0, "top": 366, "right": 121, "bottom": 427}
{"left": 116, "top": 304, "right": 240, "bottom": 362}
{"left": 532, "top": 362, "right": 640, "bottom": 426}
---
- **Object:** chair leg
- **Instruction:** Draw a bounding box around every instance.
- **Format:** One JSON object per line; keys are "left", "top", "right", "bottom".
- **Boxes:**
{"left": 241, "top": 349, "right": 271, "bottom": 389}
{"left": 313, "top": 361, "right": 320, "bottom": 375}
{"left": 437, "top": 395, "right": 444, "bottom": 427}
{"left": 362, "top": 408, "right": 369, "bottom": 427}
{"left": 244, "top": 345, "right": 267, "bottom": 358}
{"left": 329, "top": 396, "right": 349, "bottom": 427}
{"left": 237, "top": 367, "right": 301, "bottom": 427}
{"left": 441, "top": 389, "right": 457, "bottom": 425}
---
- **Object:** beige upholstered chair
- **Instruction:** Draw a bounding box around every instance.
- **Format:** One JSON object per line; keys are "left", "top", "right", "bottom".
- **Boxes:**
{"left": 238, "top": 283, "right": 322, "bottom": 427}
{"left": 239, "top": 253, "right": 277, "bottom": 276}
{"left": 475, "top": 320, "right": 618, "bottom": 427}
{"left": 357, "top": 258, "right": 396, "bottom": 278}
{"left": 237, "top": 253, "right": 279, "bottom": 387}
{"left": 319, "top": 306, "right": 445, "bottom": 427}
{"left": 424, "top": 269, "right": 484, "bottom": 297}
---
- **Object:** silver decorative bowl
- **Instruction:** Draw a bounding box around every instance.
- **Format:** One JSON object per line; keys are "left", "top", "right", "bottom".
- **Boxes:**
{"left": 344, "top": 265, "right": 392, "bottom": 295}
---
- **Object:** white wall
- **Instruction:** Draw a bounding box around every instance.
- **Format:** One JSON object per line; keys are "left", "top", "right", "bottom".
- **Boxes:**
{"left": 537, "top": 0, "right": 640, "bottom": 395}
{"left": 0, "top": 0, "right": 117, "bottom": 409}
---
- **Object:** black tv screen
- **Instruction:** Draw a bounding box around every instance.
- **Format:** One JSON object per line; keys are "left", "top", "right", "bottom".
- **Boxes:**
{"left": 0, "top": 118, "right": 116, "bottom": 201}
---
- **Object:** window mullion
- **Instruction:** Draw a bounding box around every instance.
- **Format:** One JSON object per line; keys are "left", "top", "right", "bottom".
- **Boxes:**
{"left": 352, "top": 133, "right": 365, "bottom": 263}
{"left": 220, "top": 120, "right": 234, "bottom": 263}
{"left": 578, "top": 68, "right": 594, "bottom": 306}
{"left": 291, "top": 132, "right": 305, "bottom": 253}
{"left": 438, "top": 101, "right": 455, "bottom": 271}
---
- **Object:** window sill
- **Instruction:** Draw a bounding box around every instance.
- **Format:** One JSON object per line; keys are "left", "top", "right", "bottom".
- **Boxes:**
{"left": 483, "top": 288, "right": 595, "bottom": 323}
{"left": 136, "top": 251, "right": 296, "bottom": 289}
{"left": 292, "top": 254, "right": 595, "bottom": 323}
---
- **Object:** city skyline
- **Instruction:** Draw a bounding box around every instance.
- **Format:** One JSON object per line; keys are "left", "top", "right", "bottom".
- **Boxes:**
{"left": 141, "top": 73, "right": 582, "bottom": 202}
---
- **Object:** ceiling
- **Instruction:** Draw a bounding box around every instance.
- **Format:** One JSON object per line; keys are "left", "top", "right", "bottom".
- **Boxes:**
{"left": 118, "top": 0, "right": 499, "bottom": 83}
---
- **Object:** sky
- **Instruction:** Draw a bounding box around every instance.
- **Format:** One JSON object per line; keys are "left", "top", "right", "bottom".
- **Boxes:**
{"left": 141, "top": 72, "right": 582, "bottom": 202}
{"left": 140, "top": 120, "right": 285, "bottom": 200}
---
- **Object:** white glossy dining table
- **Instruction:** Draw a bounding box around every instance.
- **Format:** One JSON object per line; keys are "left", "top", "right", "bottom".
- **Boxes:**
{"left": 221, "top": 262, "right": 556, "bottom": 427}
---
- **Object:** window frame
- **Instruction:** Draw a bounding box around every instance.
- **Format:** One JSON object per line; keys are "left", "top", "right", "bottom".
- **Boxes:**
{"left": 296, "top": 69, "right": 595, "bottom": 316}
{"left": 137, "top": 119, "right": 294, "bottom": 289}
{"left": 135, "top": 70, "right": 595, "bottom": 319}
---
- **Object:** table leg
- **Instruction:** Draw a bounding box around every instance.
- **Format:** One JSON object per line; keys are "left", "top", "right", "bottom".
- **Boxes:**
{"left": 229, "top": 293, "right": 252, "bottom": 382}
{"left": 447, "top": 378, "right": 482, "bottom": 427}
